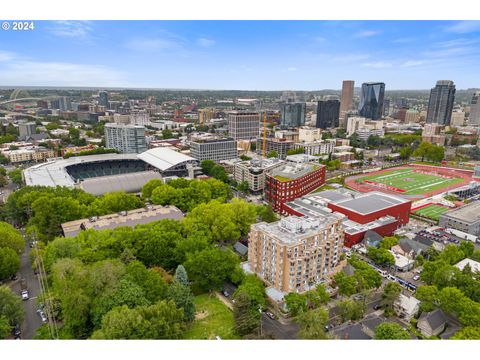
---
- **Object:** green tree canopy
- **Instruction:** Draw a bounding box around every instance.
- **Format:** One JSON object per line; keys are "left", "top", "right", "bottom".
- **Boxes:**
{"left": 297, "top": 308, "right": 329, "bottom": 339}
{"left": 374, "top": 322, "right": 410, "bottom": 339}
{"left": 0, "top": 247, "right": 20, "bottom": 280}
{"left": 0, "top": 286, "right": 24, "bottom": 328}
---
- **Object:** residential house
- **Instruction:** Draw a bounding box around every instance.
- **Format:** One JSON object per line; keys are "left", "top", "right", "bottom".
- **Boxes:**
{"left": 417, "top": 309, "right": 448, "bottom": 337}
{"left": 394, "top": 294, "right": 420, "bottom": 321}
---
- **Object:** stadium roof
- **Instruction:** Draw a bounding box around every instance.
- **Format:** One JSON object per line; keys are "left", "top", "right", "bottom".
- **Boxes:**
{"left": 333, "top": 191, "right": 410, "bottom": 215}
{"left": 137, "top": 147, "right": 196, "bottom": 171}
{"left": 79, "top": 171, "right": 162, "bottom": 195}
{"left": 23, "top": 153, "right": 139, "bottom": 188}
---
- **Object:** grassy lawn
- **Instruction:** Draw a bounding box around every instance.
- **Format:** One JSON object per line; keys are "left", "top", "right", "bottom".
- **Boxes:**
{"left": 356, "top": 168, "right": 463, "bottom": 195}
{"left": 413, "top": 204, "right": 450, "bottom": 222}
{"left": 275, "top": 175, "right": 292, "bottom": 182}
{"left": 313, "top": 184, "right": 336, "bottom": 192}
{"left": 184, "top": 294, "right": 240, "bottom": 340}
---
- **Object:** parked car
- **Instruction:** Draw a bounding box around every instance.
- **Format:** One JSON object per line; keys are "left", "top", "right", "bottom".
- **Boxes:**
{"left": 222, "top": 290, "right": 230, "bottom": 298}
{"left": 413, "top": 274, "right": 420, "bottom": 281}
{"left": 13, "top": 324, "right": 21, "bottom": 339}
{"left": 21, "top": 290, "right": 29, "bottom": 301}
{"left": 37, "top": 309, "right": 48, "bottom": 323}
{"left": 373, "top": 304, "right": 382, "bottom": 310}
{"left": 266, "top": 312, "right": 276, "bottom": 320}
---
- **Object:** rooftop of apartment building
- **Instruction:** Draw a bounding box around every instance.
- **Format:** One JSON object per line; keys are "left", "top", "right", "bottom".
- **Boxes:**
{"left": 251, "top": 214, "right": 343, "bottom": 246}
{"left": 237, "top": 157, "right": 284, "bottom": 170}
{"left": 270, "top": 162, "right": 321, "bottom": 182}
{"left": 189, "top": 132, "right": 235, "bottom": 143}
{"left": 61, "top": 205, "right": 184, "bottom": 238}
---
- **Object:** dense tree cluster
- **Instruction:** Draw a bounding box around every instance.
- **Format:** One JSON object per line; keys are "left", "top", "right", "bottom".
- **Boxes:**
{"left": 200, "top": 160, "right": 229, "bottom": 183}
{"left": 374, "top": 322, "right": 410, "bottom": 339}
{"left": 2, "top": 186, "right": 145, "bottom": 242}
{"left": 63, "top": 147, "right": 119, "bottom": 159}
{"left": 36, "top": 195, "right": 259, "bottom": 339}
{"left": 0, "top": 222, "right": 24, "bottom": 280}
{"left": 145, "top": 177, "right": 231, "bottom": 213}
{"left": 284, "top": 284, "right": 330, "bottom": 317}
{"left": 333, "top": 256, "right": 382, "bottom": 296}
{"left": 366, "top": 246, "right": 395, "bottom": 267}
{"left": 412, "top": 141, "right": 445, "bottom": 163}
{"left": 0, "top": 286, "right": 24, "bottom": 338}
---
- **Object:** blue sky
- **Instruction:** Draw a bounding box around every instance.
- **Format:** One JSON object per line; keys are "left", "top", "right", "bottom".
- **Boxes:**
{"left": 0, "top": 20, "right": 479, "bottom": 90}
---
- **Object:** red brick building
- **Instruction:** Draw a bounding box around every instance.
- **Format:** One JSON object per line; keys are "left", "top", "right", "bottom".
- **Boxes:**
{"left": 265, "top": 163, "right": 326, "bottom": 213}
{"left": 282, "top": 190, "right": 411, "bottom": 247}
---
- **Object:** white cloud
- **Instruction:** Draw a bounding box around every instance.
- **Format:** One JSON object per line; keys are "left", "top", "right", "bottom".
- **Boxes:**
{"left": 196, "top": 38, "right": 216, "bottom": 47}
{"left": 401, "top": 60, "right": 425, "bottom": 68}
{"left": 0, "top": 61, "right": 128, "bottom": 87}
{"left": 353, "top": 30, "right": 381, "bottom": 38}
{"left": 125, "top": 38, "right": 182, "bottom": 52}
{"left": 286, "top": 67, "right": 298, "bottom": 72}
{"left": 313, "top": 36, "right": 327, "bottom": 43}
{"left": 0, "top": 51, "right": 16, "bottom": 62}
{"left": 445, "top": 21, "right": 480, "bottom": 34}
{"left": 362, "top": 61, "right": 392, "bottom": 68}
{"left": 48, "top": 21, "right": 93, "bottom": 40}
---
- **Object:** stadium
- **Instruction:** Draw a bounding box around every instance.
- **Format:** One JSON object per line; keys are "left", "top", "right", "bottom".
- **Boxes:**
{"left": 345, "top": 164, "right": 475, "bottom": 199}
{"left": 23, "top": 148, "right": 200, "bottom": 195}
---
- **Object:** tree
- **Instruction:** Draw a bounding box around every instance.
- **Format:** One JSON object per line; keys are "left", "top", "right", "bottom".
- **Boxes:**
{"left": 0, "top": 247, "right": 20, "bottom": 280}
{"left": 8, "top": 169, "right": 23, "bottom": 185}
{"left": 257, "top": 205, "right": 278, "bottom": 223}
{"left": 173, "top": 265, "right": 189, "bottom": 286}
{"left": 367, "top": 246, "right": 395, "bottom": 267}
{"left": 333, "top": 272, "right": 358, "bottom": 297}
{"left": 284, "top": 292, "right": 307, "bottom": 317}
{"left": 451, "top": 327, "right": 480, "bottom": 340}
{"left": 91, "top": 300, "right": 185, "bottom": 339}
{"left": 237, "top": 181, "right": 249, "bottom": 193}
{"left": 184, "top": 248, "right": 239, "bottom": 292}
{"left": 297, "top": 308, "right": 329, "bottom": 339}
{"left": 234, "top": 274, "right": 266, "bottom": 310}
{"left": 367, "top": 135, "right": 381, "bottom": 148}
{"left": 233, "top": 290, "right": 261, "bottom": 337}
{"left": 0, "top": 286, "right": 24, "bottom": 328}
{"left": 379, "top": 236, "right": 398, "bottom": 250}
{"left": 381, "top": 282, "right": 402, "bottom": 316}
{"left": 267, "top": 150, "right": 278, "bottom": 158}
{"left": 374, "top": 322, "right": 410, "bottom": 339}
{"left": 0, "top": 222, "right": 25, "bottom": 254}
{"left": 415, "top": 285, "right": 439, "bottom": 312}
{"left": 337, "top": 299, "right": 365, "bottom": 322}
{"left": 141, "top": 179, "right": 163, "bottom": 199}
{"left": 439, "top": 244, "right": 465, "bottom": 265}
{"left": 458, "top": 241, "right": 475, "bottom": 258}
{"left": 399, "top": 146, "right": 413, "bottom": 160}
{"left": 200, "top": 160, "right": 215, "bottom": 175}
{"left": 167, "top": 279, "right": 196, "bottom": 323}
{"left": 0, "top": 316, "right": 11, "bottom": 339}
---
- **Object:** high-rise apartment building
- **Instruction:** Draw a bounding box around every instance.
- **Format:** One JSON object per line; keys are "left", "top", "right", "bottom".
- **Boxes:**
{"left": 280, "top": 103, "right": 306, "bottom": 128}
{"left": 469, "top": 91, "right": 480, "bottom": 126}
{"left": 358, "top": 82, "right": 385, "bottom": 120}
{"left": 129, "top": 111, "right": 150, "bottom": 126}
{"left": 248, "top": 214, "right": 345, "bottom": 293}
{"left": 59, "top": 96, "right": 72, "bottom": 111}
{"left": 405, "top": 109, "right": 420, "bottom": 123}
{"left": 426, "top": 80, "right": 456, "bottom": 125}
{"left": 227, "top": 111, "right": 260, "bottom": 140}
{"left": 105, "top": 123, "right": 147, "bottom": 154}
{"left": 316, "top": 100, "right": 340, "bottom": 129}
{"left": 190, "top": 137, "right": 238, "bottom": 162}
{"left": 451, "top": 111, "right": 465, "bottom": 127}
{"left": 99, "top": 91, "right": 109, "bottom": 108}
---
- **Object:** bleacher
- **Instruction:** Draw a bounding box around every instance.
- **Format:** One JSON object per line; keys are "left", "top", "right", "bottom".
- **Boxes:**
{"left": 66, "top": 159, "right": 147, "bottom": 181}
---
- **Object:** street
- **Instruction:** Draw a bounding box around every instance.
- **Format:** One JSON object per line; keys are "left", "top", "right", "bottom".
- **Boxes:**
{"left": 10, "top": 241, "right": 42, "bottom": 339}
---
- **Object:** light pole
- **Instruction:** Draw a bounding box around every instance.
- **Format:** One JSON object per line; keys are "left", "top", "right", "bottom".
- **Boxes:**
{"left": 259, "top": 307, "right": 263, "bottom": 338}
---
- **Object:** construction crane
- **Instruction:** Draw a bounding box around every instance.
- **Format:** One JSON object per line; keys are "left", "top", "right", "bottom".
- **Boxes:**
{"left": 262, "top": 111, "right": 267, "bottom": 158}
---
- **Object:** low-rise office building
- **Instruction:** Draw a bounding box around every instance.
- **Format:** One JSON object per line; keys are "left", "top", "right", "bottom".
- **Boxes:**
{"left": 61, "top": 205, "right": 184, "bottom": 237}
{"left": 190, "top": 137, "right": 237, "bottom": 162}
{"left": 439, "top": 202, "right": 480, "bottom": 236}
{"left": 256, "top": 138, "right": 294, "bottom": 159}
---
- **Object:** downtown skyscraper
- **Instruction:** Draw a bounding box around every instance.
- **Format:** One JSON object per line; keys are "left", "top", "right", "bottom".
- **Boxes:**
{"left": 280, "top": 102, "right": 306, "bottom": 128}
{"left": 316, "top": 100, "right": 340, "bottom": 129}
{"left": 339, "top": 80, "right": 354, "bottom": 128}
{"left": 469, "top": 91, "right": 480, "bottom": 126}
{"left": 426, "top": 80, "right": 456, "bottom": 125}
{"left": 358, "top": 82, "right": 385, "bottom": 121}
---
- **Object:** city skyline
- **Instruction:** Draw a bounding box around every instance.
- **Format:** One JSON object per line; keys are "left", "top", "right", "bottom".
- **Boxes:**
{"left": 0, "top": 20, "right": 479, "bottom": 90}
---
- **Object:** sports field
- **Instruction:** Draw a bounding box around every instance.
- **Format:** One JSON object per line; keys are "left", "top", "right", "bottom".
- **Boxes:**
{"left": 412, "top": 204, "right": 450, "bottom": 221}
{"left": 355, "top": 168, "right": 464, "bottom": 195}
